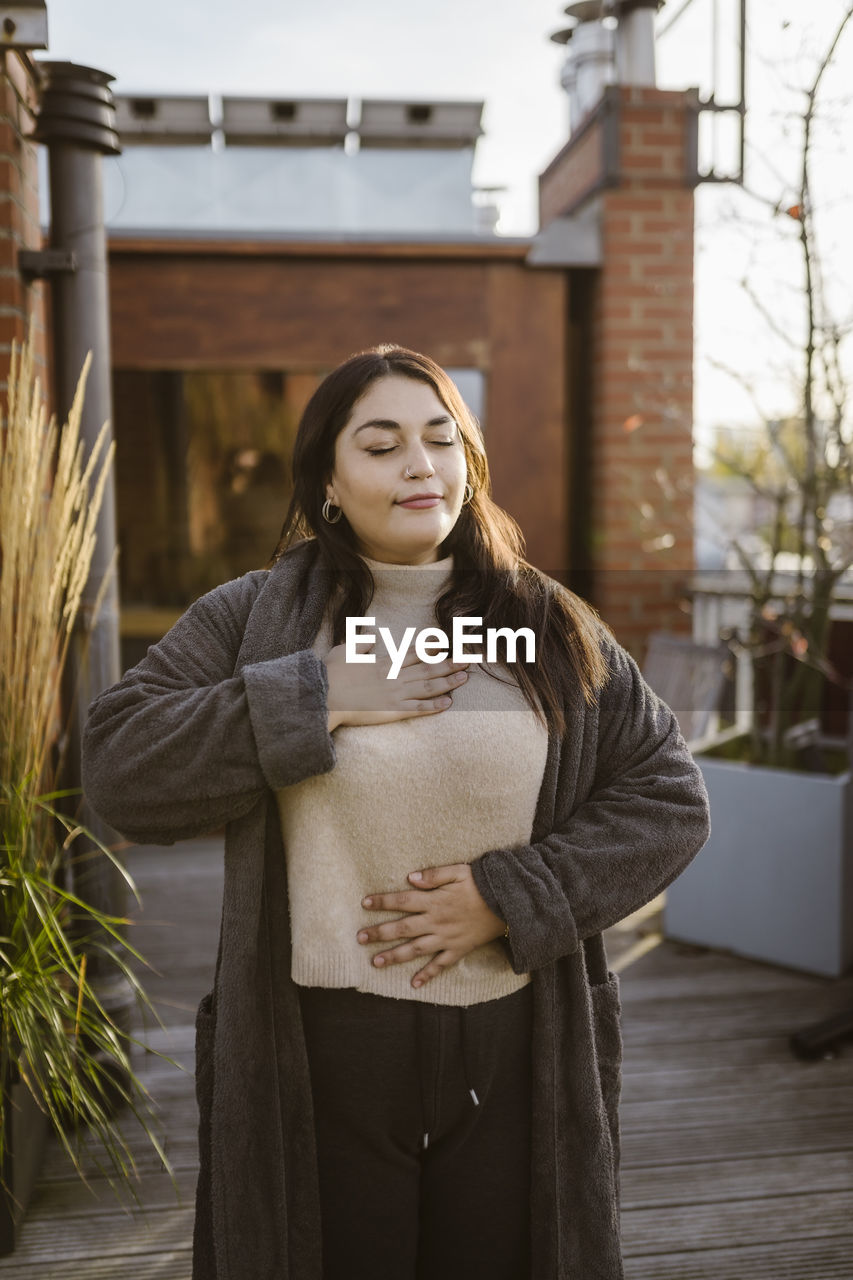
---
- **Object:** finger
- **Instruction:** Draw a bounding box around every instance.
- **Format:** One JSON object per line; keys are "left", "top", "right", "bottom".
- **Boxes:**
{"left": 421, "top": 669, "right": 468, "bottom": 698}
{"left": 404, "top": 671, "right": 464, "bottom": 701}
{"left": 357, "top": 915, "right": 424, "bottom": 944}
{"left": 408, "top": 863, "right": 468, "bottom": 889}
{"left": 400, "top": 654, "right": 470, "bottom": 680}
{"left": 397, "top": 694, "right": 454, "bottom": 718}
{"left": 411, "top": 952, "right": 454, "bottom": 988}
{"left": 372, "top": 937, "right": 437, "bottom": 967}
{"left": 362, "top": 890, "right": 425, "bottom": 912}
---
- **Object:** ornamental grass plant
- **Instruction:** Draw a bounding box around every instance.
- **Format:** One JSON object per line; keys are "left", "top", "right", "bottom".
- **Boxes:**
{"left": 0, "top": 333, "right": 169, "bottom": 1195}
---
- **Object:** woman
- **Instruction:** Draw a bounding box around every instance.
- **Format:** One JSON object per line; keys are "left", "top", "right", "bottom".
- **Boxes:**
{"left": 82, "top": 345, "right": 711, "bottom": 1280}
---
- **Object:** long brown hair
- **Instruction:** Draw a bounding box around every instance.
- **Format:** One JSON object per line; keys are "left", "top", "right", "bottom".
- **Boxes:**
{"left": 271, "top": 345, "right": 610, "bottom": 733}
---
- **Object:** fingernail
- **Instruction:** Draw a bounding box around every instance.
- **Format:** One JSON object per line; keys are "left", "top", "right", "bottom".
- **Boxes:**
{"left": 357, "top": 931, "right": 368, "bottom": 943}
{"left": 409, "top": 871, "right": 422, "bottom": 881}
{"left": 362, "top": 897, "right": 372, "bottom": 907}
{"left": 412, "top": 979, "right": 422, "bottom": 988}
{"left": 374, "top": 956, "right": 385, "bottom": 967}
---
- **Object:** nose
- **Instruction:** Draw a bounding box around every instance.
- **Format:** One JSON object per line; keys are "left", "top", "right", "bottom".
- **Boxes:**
{"left": 403, "top": 442, "right": 435, "bottom": 479}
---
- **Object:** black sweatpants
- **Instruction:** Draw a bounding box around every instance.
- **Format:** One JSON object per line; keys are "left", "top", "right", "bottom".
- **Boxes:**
{"left": 297, "top": 982, "right": 534, "bottom": 1280}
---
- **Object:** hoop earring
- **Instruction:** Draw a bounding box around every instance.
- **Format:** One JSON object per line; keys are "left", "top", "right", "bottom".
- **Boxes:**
{"left": 462, "top": 482, "right": 474, "bottom": 505}
{"left": 322, "top": 497, "right": 342, "bottom": 524}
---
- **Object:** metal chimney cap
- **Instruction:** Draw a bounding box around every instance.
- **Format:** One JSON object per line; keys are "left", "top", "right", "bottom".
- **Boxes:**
{"left": 563, "top": 0, "right": 662, "bottom": 14}
{"left": 611, "top": 0, "right": 664, "bottom": 12}
{"left": 32, "top": 60, "right": 120, "bottom": 155}
{"left": 563, "top": 1, "right": 610, "bottom": 20}
{"left": 35, "top": 59, "right": 116, "bottom": 93}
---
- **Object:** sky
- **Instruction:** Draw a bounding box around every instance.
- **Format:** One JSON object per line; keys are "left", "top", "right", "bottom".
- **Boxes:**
{"left": 45, "top": 0, "right": 853, "bottom": 442}
{"left": 46, "top": 0, "right": 572, "bottom": 234}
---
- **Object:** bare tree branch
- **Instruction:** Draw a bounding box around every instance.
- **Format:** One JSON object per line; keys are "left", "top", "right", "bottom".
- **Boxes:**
{"left": 699, "top": 7, "right": 853, "bottom": 765}
{"left": 738, "top": 276, "right": 801, "bottom": 351}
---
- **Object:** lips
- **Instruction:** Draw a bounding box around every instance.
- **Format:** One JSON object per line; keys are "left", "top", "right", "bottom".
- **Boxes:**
{"left": 397, "top": 492, "right": 442, "bottom": 508}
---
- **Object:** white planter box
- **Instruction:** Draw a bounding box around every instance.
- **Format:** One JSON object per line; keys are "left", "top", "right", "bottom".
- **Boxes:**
{"left": 663, "top": 756, "right": 853, "bottom": 978}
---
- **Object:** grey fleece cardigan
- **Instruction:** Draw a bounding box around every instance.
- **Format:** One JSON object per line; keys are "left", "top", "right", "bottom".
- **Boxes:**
{"left": 81, "top": 537, "right": 711, "bottom": 1280}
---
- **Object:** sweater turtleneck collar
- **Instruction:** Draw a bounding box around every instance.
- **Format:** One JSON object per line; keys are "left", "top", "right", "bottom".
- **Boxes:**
{"left": 359, "top": 551, "right": 454, "bottom": 611}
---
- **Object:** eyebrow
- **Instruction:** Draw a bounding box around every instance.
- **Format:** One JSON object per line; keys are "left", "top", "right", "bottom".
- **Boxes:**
{"left": 352, "top": 415, "right": 456, "bottom": 436}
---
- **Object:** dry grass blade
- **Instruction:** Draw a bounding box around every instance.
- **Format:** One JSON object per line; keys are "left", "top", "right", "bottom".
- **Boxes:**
{"left": 0, "top": 328, "right": 173, "bottom": 1199}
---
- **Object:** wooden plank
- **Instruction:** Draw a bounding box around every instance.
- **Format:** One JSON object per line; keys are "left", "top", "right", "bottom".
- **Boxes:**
{"left": 0, "top": 1252, "right": 192, "bottom": 1280}
{"left": 620, "top": 973, "right": 853, "bottom": 1014}
{"left": 618, "top": 995, "right": 853, "bottom": 1045}
{"left": 621, "top": 1059, "right": 853, "bottom": 1102}
{"left": 37, "top": 1137, "right": 200, "bottom": 1186}
{"left": 620, "top": 1084, "right": 853, "bottom": 1130}
{"left": 2, "top": 1206, "right": 193, "bottom": 1263}
{"left": 119, "top": 1067, "right": 196, "bottom": 1103}
{"left": 620, "top": 1150, "right": 853, "bottom": 1208}
{"left": 623, "top": 1238, "right": 853, "bottom": 1280}
{"left": 617, "top": 930, "right": 851, "bottom": 982}
{"left": 130, "top": 1025, "right": 198, "bottom": 1056}
{"left": 624, "top": 1035, "right": 852, "bottom": 1071}
{"left": 621, "top": 957, "right": 841, "bottom": 999}
{"left": 28, "top": 1167, "right": 199, "bottom": 1219}
{"left": 622, "top": 1114, "right": 853, "bottom": 1167}
{"left": 623, "top": 1188, "right": 853, "bottom": 1254}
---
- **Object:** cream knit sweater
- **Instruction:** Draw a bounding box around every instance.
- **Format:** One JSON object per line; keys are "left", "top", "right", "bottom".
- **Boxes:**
{"left": 275, "top": 553, "right": 549, "bottom": 1005}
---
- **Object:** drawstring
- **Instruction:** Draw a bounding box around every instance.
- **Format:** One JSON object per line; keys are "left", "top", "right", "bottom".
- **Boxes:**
{"left": 417, "top": 1002, "right": 481, "bottom": 1153}
{"left": 460, "top": 1007, "right": 480, "bottom": 1108}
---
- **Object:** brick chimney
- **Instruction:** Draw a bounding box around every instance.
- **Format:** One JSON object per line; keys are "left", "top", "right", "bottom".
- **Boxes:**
{"left": 543, "top": 1, "right": 699, "bottom": 661}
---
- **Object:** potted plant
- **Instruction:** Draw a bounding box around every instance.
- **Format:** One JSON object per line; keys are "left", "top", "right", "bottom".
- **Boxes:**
{"left": 0, "top": 335, "right": 168, "bottom": 1254}
{"left": 663, "top": 9, "right": 853, "bottom": 978}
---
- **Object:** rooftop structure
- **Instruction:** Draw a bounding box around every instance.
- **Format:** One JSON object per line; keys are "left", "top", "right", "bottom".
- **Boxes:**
{"left": 37, "top": 94, "right": 497, "bottom": 238}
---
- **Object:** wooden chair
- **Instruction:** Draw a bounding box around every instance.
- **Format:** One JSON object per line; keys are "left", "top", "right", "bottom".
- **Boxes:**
{"left": 640, "top": 630, "right": 737, "bottom": 752}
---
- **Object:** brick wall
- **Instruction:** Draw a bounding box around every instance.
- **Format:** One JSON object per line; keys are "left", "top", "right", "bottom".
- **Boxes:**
{"left": 541, "top": 86, "right": 697, "bottom": 661}
{"left": 108, "top": 241, "right": 569, "bottom": 577}
{"left": 539, "top": 111, "right": 611, "bottom": 227}
{"left": 0, "top": 51, "right": 47, "bottom": 398}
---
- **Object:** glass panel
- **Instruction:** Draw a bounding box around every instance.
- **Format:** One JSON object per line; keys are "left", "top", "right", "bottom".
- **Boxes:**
{"left": 445, "top": 368, "right": 485, "bottom": 428}
{"left": 113, "top": 368, "right": 323, "bottom": 612}
{"left": 112, "top": 363, "right": 486, "bottom": 660}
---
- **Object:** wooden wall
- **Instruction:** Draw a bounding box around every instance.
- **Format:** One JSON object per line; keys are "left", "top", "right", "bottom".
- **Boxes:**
{"left": 107, "top": 239, "right": 570, "bottom": 576}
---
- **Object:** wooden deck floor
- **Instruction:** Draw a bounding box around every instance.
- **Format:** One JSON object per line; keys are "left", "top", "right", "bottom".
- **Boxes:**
{"left": 2, "top": 836, "right": 852, "bottom": 1279}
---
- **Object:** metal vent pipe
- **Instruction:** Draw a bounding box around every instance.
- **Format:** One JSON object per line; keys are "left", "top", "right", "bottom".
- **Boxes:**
{"left": 613, "top": 0, "right": 661, "bottom": 87}
{"left": 552, "top": 0, "right": 663, "bottom": 133}
{"left": 552, "top": 2, "right": 616, "bottom": 134}
{"left": 31, "top": 62, "right": 133, "bottom": 1047}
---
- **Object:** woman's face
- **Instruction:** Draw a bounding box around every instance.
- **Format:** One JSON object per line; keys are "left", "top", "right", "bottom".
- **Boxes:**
{"left": 325, "top": 374, "right": 468, "bottom": 565}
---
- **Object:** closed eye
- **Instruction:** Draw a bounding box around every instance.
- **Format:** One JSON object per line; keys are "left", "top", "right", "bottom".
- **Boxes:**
{"left": 366, "top": 440, "right": 455, "bottom": 456}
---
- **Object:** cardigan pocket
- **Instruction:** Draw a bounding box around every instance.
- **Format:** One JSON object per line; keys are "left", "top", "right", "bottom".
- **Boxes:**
{"left": 590, "top": 970, "right": 623, "bottom": 1187}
